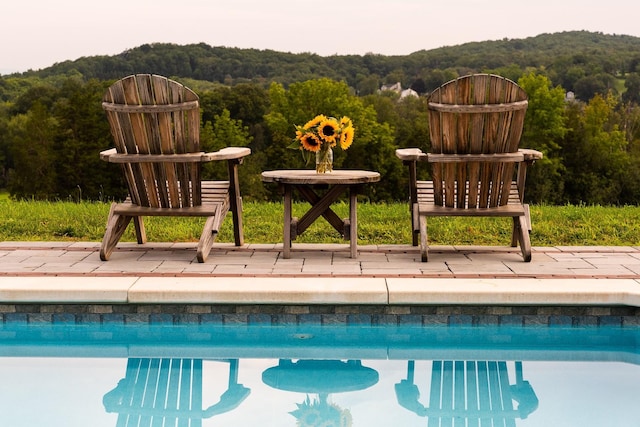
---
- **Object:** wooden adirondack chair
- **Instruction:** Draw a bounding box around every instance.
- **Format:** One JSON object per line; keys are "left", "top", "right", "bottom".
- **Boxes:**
{"left": 396, "top": 74, "right": 542, "bottom": 262}
{"left": 100, "top": 74, "right": 250, "bottom": 262}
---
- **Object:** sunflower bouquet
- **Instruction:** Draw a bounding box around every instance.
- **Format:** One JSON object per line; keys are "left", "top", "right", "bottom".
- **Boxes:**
{"left": 290, "top": 114, "right": 355, "bottom": 173}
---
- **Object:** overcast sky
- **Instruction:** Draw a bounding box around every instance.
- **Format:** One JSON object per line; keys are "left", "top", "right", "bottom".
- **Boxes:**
{"left": 3, "top": 0, "right": 640, "bottom": 74}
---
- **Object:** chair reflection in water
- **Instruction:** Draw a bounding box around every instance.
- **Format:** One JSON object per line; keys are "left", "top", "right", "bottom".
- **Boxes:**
{"left": 395, "top": 360, "right": 538, "bottom": 426}
{"left": 103, "top": 358, "right": 250, "bottom": 427}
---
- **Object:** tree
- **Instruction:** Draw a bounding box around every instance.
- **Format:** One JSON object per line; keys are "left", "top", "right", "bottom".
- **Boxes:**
{"left": 622, "top": 73, "right": 640, "bottom": 104}
{"left": 409, "top": 78, "right": 427, "bottom": 95}
{"left": 573, "top": 74, "right": 616, "bottom": 101}
{"left": 355, "top": 74, "right": 380, "bottom": 96}
{"left": 0, "top": 102, "right": 9, "bottom": 187}
{"left": 518, "top": 72, "right": 567, "bottom": 204}
{"left": 52, "top": 78, "right": 122, "bottom": 201}
{"left": 563, "top": 94, "right": 630, "bottom": 204}
{"left": 7, "top": 102, "right": 58, "bottom": 199}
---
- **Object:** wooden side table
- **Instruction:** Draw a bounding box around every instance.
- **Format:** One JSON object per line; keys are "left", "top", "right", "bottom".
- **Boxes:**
{"left": 261, "top": 170, "right": 380, "bottom": 258}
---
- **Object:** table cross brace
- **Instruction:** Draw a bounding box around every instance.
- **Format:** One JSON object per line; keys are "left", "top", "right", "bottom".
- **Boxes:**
{"left": 294, "top": 185, "right": 349, "bottom": 238}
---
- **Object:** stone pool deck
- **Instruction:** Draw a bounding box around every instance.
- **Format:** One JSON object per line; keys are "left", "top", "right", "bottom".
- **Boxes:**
{"left": 1, "top": 241, "right": 640, "bottom": 308}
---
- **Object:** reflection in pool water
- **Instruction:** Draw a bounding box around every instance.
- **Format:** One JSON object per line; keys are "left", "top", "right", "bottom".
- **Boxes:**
{"left": 103, "top": 358, "right": 250, "bottom": 425}
{"left": 395, "top": 360, "right": 538, "bottom": 425}
{"left": 0, "top": 323, "right": 638, "bottom": 427}
{"left": 263, "top": 359, "right": 378, "bottom": 427}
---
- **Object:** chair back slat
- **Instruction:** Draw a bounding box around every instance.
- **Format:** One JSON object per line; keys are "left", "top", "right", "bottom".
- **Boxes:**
{"left": 428, "top": 360, "right": 519, "bottom": 425}
{"left": 105, "top": 358, "right": 204, "bottom": 426}
{"left": 428, "top": 74, "right": 528, "bottom": 209}
{"left": 103, "top": 74, "right": 201, "bottom": 208}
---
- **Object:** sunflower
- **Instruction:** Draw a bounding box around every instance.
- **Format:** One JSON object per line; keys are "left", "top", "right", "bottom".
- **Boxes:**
{"left": 339, "top": 125, "right": 354, "bottom": 150}
{"left": 304, "top": 114, "right": 326, "bottom": 130}
{"left": 318, "top": 118, "right": 339, "bottom": 144}
{"left": 300, "top": 133, "right": 322, "bottom": 152}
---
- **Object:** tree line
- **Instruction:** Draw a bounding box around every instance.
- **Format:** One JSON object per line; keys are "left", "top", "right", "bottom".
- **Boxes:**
{"left": 12, "top": 31, "right": 640, "bottom": 102}
{"left": 2, "top": 31, "right": 640, "bottom": 205}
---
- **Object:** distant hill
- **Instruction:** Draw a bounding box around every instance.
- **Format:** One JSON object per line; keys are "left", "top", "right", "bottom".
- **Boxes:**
{"left": 13, "top": 31, "right": 640, "bottom": 95}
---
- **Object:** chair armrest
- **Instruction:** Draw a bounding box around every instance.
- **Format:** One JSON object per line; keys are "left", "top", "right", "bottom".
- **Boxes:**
{"left": 99, "top": 148, "right": 118, "bottom": 162}
{"left": 99, "top": 147, "right": 251, "bottom": 164}
{"left": 203, "top": 147, "right": 251, "bottom": 161}
{"left": 100, "top": 151, "right": 212, "bottom": 163}
{"left": 519, "top": 148, "right": 543, "bottom": 162}
{"left": 396, "top": 148, "right": 427, "bottom": 161}
{"left": 426, "top": 152, "right": 525, "bottom": 163}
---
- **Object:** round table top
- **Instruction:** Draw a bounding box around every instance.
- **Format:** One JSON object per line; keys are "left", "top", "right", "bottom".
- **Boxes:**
{"left": 262, "top": 360, "right": 379, "bottom": 393}
{"left": 261, "top": 169, "right": 380, "bottom": 185}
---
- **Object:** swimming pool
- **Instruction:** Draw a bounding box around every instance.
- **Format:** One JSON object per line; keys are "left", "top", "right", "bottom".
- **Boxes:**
{"left": 0, "top": 323, "right": 638, "bottom": 427}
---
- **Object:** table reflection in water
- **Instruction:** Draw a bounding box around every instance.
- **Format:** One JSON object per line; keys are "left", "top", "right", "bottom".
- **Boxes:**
{"left": 263, "top": 359, "right": 379, "bottom": 426}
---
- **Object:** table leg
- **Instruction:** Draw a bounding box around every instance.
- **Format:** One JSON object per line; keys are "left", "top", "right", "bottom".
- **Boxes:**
{"left": 283, "top": 185, "right": 292, "bottom": 259}
{"left": 349, "top": 186, "right": 358, "bottom": 258}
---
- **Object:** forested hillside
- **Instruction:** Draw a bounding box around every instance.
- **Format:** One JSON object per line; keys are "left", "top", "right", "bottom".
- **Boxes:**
{"left": 2, "top": 31, "right": 640, "bottom": 205}
{"left": 14, "top": 30, "right": 640, "bottom": 100}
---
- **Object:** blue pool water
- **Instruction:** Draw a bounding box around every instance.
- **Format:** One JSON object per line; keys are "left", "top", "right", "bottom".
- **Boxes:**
{"left": 0, "top": 323, "right": 638, "bottom": 427}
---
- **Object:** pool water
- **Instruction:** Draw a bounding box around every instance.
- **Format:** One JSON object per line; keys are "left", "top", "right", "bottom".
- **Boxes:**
{"left": 0, "top": 323, "right": 638, "bottom": 427}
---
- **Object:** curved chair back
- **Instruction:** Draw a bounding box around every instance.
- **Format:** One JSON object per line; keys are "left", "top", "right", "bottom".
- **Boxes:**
{"left": 103, "top": 74, "right": 202, "bottom": 208}
{"left": 427, "top": 74, "right": 528, "bottom": 208}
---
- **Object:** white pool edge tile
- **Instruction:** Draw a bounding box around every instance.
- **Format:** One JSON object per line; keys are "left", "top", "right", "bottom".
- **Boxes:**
{"left": 387, "top": 278, "right": 640, "bottom": 306}
{"left": 0, "top": 276, "right": 639, "bottom": 307}
{"left": 129, "top": 277, "right": 389, "bottom": 304}
{"left": 0, "top": 276, "right": 135, "bottom": 303}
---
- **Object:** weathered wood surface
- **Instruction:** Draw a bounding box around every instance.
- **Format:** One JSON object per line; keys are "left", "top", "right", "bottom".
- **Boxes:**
{"left": 261, "top": 170, "right": 380, "bottom": 258}
{"left": 261, "top": 169, "right": 380, "bottom": 185}
{"left": 396, "top": 74, "right": 542, "bottom": 262}
{"left": 100, "top": 74, "right": 250, "bottom": 262}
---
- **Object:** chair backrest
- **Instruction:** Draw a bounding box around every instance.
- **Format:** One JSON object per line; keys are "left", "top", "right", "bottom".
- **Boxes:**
{"left": 103, "top": 74, "right": 202, "bottom": 208}
{"left": 427, "top": 74, "right": 528, "bottom": 208}
{"left": 429, "top": 360, "right": 519, "bottom": 425}
{"left": 104, "top": 358, "right": 250, "bottom": 426}
{"left": 104, "top": 358, "right": 205, "bottom": 426}
{"left": 395, "top": 360, "right": 537, "bottom": 423}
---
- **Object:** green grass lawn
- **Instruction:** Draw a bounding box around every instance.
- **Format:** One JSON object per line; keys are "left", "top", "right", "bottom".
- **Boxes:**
{"left": 1, "top": 197, "right": 639, "bottom": 246}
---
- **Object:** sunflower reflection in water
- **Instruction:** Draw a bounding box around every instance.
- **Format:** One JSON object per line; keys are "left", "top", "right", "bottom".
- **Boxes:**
{"left": 290, "top": 394, "right": 352, "bottom": 427}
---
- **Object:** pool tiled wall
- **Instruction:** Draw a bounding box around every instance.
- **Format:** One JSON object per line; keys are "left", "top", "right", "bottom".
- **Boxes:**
{"left": 1, "top": 304, "right": 639, "bottom": 327}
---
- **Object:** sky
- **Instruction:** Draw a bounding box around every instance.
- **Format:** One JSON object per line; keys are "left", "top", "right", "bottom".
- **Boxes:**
{"left": 3, "top": 0, "right": 640, "bottom": 74}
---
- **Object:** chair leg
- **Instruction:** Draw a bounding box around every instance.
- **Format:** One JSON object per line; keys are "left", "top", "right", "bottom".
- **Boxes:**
{"left": 419, "top": 214, "right": 429, "bottom": 262}
{"left": 512, "top": 205, "right": 532, "bottom": 247}
{"left": 133, "top": 217, "right": 147, "bottom": 244}
{"left": 227, "top": 160, "right": 245, "bottom": 247}
{"left": 511, "top": 217, "right": 519, "bottom": 247}
{"left": 412, "top": 203, "right": 420, "bottom": 247}
{"left": 100, "top": 203, "right": 133, "bottom": 261}
{"left": 197, "top": 216, "right": 217, "bottom": 263}
{"left": 231, "top": 196, "right": 244, "bottom": 247}
{"left": 196, "top": 206, "right": 224, "bottom": 263}
{"left": 524, "top": 204, "right": 532, "bottom": 232}
{"left": 516, "top": 215, "right": 532, "bottom": 262}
